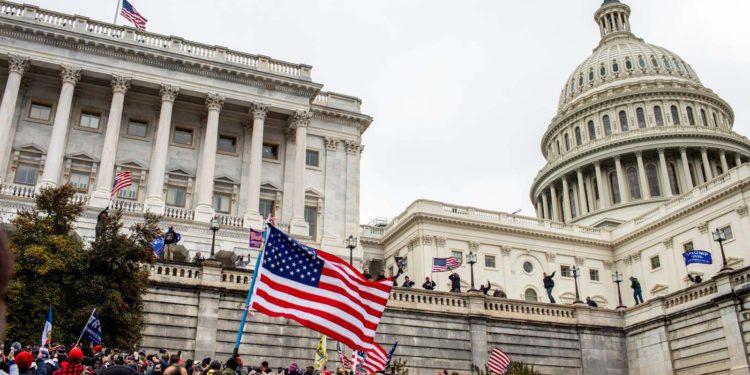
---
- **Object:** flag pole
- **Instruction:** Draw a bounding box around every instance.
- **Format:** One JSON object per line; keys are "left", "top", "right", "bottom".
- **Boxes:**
{"left": 112, "top": 0, "right": 121, "bottom": 24}
{"left": 233, "top": 225, "right": 268, "bottom": 355}
{"left": 75, "top": 308, "right": 96, "bottom": 347}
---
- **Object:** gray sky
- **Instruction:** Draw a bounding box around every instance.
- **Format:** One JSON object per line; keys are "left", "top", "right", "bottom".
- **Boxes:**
{"left": 32, "top": 0, "right": 750, "bottom": 223}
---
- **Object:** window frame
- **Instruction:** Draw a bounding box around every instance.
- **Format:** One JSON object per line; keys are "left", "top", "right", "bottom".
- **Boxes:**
{"left": 171, "top": 126, "right": 196, "bottom": 148}
{"left": 670, "top": 105, "right": 681, "bottom": 125}
{"left": 217, "top": 133, "right": 240, "bottom": 156}
{"left": 262, "top": 142, "right": 281, "bottom": 162}
{"left": 654, "top": 106, "right": 664, "bottom": 126}
{"left": 304, "top": 205, "right": 318, "bottom": 240}
{"left": 165, "top": 185, "right": 188, "bottom": 208}
{"left": 76, "top": 110, "right": 104, "bottom": 132}
{"left": 451, "top": 250, "right": 463, "bottom": 264}
{"left": 68, "top": 171, "right": 91, "bottom": 194}
{"left": 587, "top": 120, "right": 597, "bottom": 140}
{"left": 627, "top": 166, "right": 642, "bottom": 200}
{"left": 603, "top": 115, "right": 612, "bottom": 136}
{"left": 682, "top": 241, "right": 695, "bottom": 252}
{"left": 484, "top": 254, "right": 496, "bottom": 269}
{"left": 13, "top": 163, "right": 39, "bottom": 186}
{"left": 589, "top": 268, "right": 600, "bottom": 282}
{"left": 636, "top": 107, "right": 646, "bottom": 128}
{"left": 212, "top": 192, "right": 233, "bottom": 214}
{"left": 650, "top": 255, "right": 662, "bottom": 271}
{"left": 125, "top": 118, "right": 150, "bottom": 140}
{"left": 26, "top": 100, "right": 55, "bottom": 124}
{"left": 560, "top": 265, "right": 573, "bottom": 278}
{"left": 720, "top": 225, "right": 734, "bottom": 242}
{"left": 305, "top": 148, "right": 321, "bottom": 169}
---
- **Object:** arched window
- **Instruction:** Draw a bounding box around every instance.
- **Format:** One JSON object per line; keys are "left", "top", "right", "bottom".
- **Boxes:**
{"left": 700, "top": 109, "right": 708, "bottom": 127}
{"left": 564, "top": 133, "right": 571, "bottom": 151}
{"left": 654, "top": 106, "right": 664, "bottom": 126}
{"left": 638, "top": 55, "right": 647, "bottom": 68}
{"left": 612, "top": 60, "right": 620, "bottom": 73}
{"left": 603, "top": 115, "right": 612, "bottom": 136}
{"left": 619, "top": 110, "right": 629, "bottom": 131}
{"left": 589, "top": 68, "right": 595, "bottom": 82}
{"left": 609, "top": 172, "right": 621, "bottom": 204}
{"left": 650, "top": 55, "right": 659, "bottom": 68}
{"left": 569, "top": 189, "right": 577, "bottom": 218}
{"left": 671, "top": 105, "right": 681, "bottom": 125}
{"left": 674, "top": 58, "right": 682, "bottom": 72}
{"left": 571, "top": 79, "right": 576, "bottom": 93}
{"left": 556, "top": 140, "right": 561, "bottom": 155}
{"left": 575, "top": 127, "right": 583, "bottom": 146}
{"left": 600, "top": 64, "right": 607, "bottom": 77}
{"left": 588, "top": 120, "right": 597, "bottom": 140}
{"left": 667, "top": 162, "right": 680, "bottom": 195}
{"left": 627, "top": 167, "right": 641, "bottom": 200}
{"left": 662, "top": 56, "right": 672, "bottom": 69}
{"left": 712, "top": 113, "right": 718, "bottom": 128}
{"left": 687, "top": 106, "right": 695, "bottom": 125}
{"left": 524, "top": 288, "right": 538, "bottom": 302}
{"left": 578, "top": 74, "right": 584, "bottom": 87}
{"left": 636, "top": 108, "right": 646, "bottom": 128}
{"left": 625, "top": 57, "right": 633, "bottom": 70}
{"left": 646, "top": 164, "right": 661, "bottom": 197}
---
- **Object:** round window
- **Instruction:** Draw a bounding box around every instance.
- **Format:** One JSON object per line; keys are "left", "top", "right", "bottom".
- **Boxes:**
{"left": 523, "top": 261, "right": 534, "bottom": 273}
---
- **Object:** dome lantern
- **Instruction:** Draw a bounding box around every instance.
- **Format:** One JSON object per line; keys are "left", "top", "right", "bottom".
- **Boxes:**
{"left": 595, "top": 0, "right": 632, "bottom": 41}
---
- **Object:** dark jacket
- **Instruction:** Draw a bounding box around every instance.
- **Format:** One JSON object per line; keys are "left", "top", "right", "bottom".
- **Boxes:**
{"left": 480, "top": 281, "right": 491, "bottom": 295}
{"left": 631, "top": 278, "right": 641, "bottom": 290}
{"left": 423, "top": 280, "right": 436, "bottom": 290}
{"left": 449, "top": 273, "right": 461, "bottom": 289}
{"left": 402, "top": 279, "right": 415, "bottom": 288}
{"left": 543, "top": 271, "right": 556, "bottom": 288}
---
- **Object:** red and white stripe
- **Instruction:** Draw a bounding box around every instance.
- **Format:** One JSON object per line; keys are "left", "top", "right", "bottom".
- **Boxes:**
{"left": 120, "top": 0, "right": 147, "bottom": 31}
{"left": 251, "top": 248, "right": 393, "bottom": 351}
{"left": 362, "top": 343, "right": 388, "bottom": 374}
{"left": 111, "top": 171, "right": 132, "bottom": 197}
{"left": 487, "top": 347, "right": 512, "bottom": 375}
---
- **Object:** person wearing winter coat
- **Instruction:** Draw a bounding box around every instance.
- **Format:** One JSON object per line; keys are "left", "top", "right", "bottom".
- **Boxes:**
{"left": 448, "top": 273, "right": 461, "bottom": 293}
{"left": 542, "top": 271, "right": 556, "bottom": 303}
{"left": 630, "top": 276, "right": 644, "bottom": 305}
{"left": 422, "top": 277, "right": 436, "bottom": 290}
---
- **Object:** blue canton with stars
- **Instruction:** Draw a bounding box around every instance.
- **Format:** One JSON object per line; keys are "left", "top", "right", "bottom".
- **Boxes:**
{"left": 262, "top": 225, "right": 325, "bottom": 287}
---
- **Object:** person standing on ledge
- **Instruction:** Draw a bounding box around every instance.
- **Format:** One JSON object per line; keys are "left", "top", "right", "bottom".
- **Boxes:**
{"left": 630, "top": 276, "right": 644, "bottom": 305}
{"left": 449, "top": 272, "right": 461, "bottom": 293}
{"left": 542, "top": 271, "right": 556, "bottom": 303}
{"left": 423, "top": 276, "right": 436, "bottom": 290}
{"left": 479, "top": 280, "right": 491, "bottom": 295}
{"left": 402, "top": 276, "right": 415, "bottom": 288}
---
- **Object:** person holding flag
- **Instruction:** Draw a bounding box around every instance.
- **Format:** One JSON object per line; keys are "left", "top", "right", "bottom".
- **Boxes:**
{"left": 40, "top": 306, "right": 52, "bottom": 347}
{"left": 683, "top": 249, "right": 712, "bottom": 284}
{"left": 76, "top": 309, "right": 102, "bottom": 345}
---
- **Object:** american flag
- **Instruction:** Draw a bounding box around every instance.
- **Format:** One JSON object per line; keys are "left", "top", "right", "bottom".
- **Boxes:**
{"left": 362, "top": 343, "right": 388, "bottom": 374}
{"left": 487, "top": 347, "right": 512, "bottom": 375}
{"left": 352, "top": 350, "right": 366, "bottom": 375}
{"left": 111, "top": 171, "right": 132, "bottom": 197}
{"left": 337, "top": 342, "right": 352, "bottom": 369}
{"left": 250, "top": 225, "right": 393, "bottom": 351}
{"left": 120, "top": 0, "right": 147, "bottom": 31}
{"left": 432, "top": 257, "right": 461, "bottom": 272}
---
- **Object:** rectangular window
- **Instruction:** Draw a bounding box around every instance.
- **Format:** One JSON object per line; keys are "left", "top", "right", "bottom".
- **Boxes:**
{"left": 218, "top": 135, "right": 237, "bottom": 154}
{"left": 451, "top": 250, "right": 463, "bottom": 263}
{"left": 262, "top": 143, "right": 279, "bottom": 160}
{"left": 259, "top": 199, "right": 274, "bottom": 219}
{"left": 166, "top": 186, "right": 187, "bottom": 207}
{"left": 173, "top": 127, "right": 194, "bottom": 145}
{"left": 68, "top": 172, "right": 90, "bottom": 193}
{"left": 79, "top": 111, "right": 101, "bottom": 130}
{"left": 305, "top": 149, "right": 320, "bottom": 167}
{"left": 213, "top": 193, "right": 232, "bottom": 214}
{"left": 484, "top": 255, "right": 496, "bottom": 268}
{"left": 589, "top": 268, "right": 600, "bottom": 281}
{"left": 388, "top": 266, "right": 394, "bottom": 277}
{"left": 304, "top": 206, "right": 317, "bottom": 239}
{"left": 117, "top": 180, "right": 138, "bottom": 200}
{"left": 721, "top": 225, "right": 734, "bottom": 241}
{"left": 561, "top": 265, "right": 572, "bottom": 278}
{"left": 683, "top": 241, "right": 694, "bottom": 252}
{"left": 29, "top": 102, "right": 52, "bottom": 121}
{"left": 14, "top": 164, "right": 38, "bottom": 185}
{"left": 127, "top": 120, "right": 148, "bottom": 138}
{"left": 650, "top": 255, "right": 661, "bottom": 270}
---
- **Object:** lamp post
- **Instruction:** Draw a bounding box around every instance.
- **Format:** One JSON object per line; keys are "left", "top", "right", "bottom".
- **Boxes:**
{"left": 345, "top": 235, "right": 358, "bottom": 265}
{"left": 572, "top": 265, "right": 584, "bottom": 304}
{"left": 467, "top": 251, "right": 478, "bottom": 291}
{"left": 612, "top": 271, "right": 626, "bottom": 309}
{"left": 209, "top": 216, "right": 220, "bottom": 258}
{"left": 712, "top": 228, "right": 733, "bottom": 272}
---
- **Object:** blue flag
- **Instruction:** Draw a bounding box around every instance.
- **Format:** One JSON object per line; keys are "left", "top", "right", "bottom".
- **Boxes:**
{"left": 80, "top": 311, "right": 102, "bottom": 344}
{"left": 151, "top": 237, "right": 165, "bottom": 257}
{"left": 683, "top": 250, "right": 712, "bottom": 265}
{"left": 385, "top": 341, "right": 398, "bottom": 368}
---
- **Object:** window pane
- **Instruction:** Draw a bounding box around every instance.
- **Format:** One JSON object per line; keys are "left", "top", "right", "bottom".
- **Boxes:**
{"left": 588, "top": 121, "right": 596, "bottom": 140}
{"left": 304, "top": 206, "right": 317, "bottom": 238}
{"left": 671, "top": 106, "right": 681, "bottom": 125}
{"left": 667, "top": 163, "right": 680, "bottom": 195}
{"left": 646, "top": 164, "right": 661, "bottom": 197}
{"left": 29, "top": 103, "right": 51, "bottom": 121}
{"left": 636, "top": 108, "right": 646, "bottom": 128}
{"left": 561, "top": 265, "right": 572, "bottom": 278}
{"left": 654, "top": 106, "right": 664, "bottom": 126}
{"left": 485, "top": 255, "right": 496, "bottom": 268}
{"left": 603, "top": 115, "right": 612, "bottom": 136}
{"left": 262, "top": 143, "right": 278, "bottom": 160}
{"left": 166, "top": 186, "right": 186, "bottom": 207}
{"left": 305, "top": 150, "right": 320, "bottom": 167}
{"left": 619, "top": 111, "right": 629, "bottom": 131}
{"left": 218, "top": 136, "right": 237, "bottom": 153}
{"left": 683, "top": 242, "right": 694, "bottom": 252}
{"left": 575, "top": 127, "right": 582, "bottom": 146}
{"left": 610, "top": 172, "right": 621, "bottom": 204}
{"left": 524, "top": 288, "right": 537, "bottom": 302}
{"left": 650, "top": 256, "right": 661, "bottom": 270}
{"left": 627, "top": 167, "right": 641, "bottom": 200}
{"left": 173, "top": 128, "right": 194, "bottom": 145}
{"left": 213, "top": 194, "right": 231, "bottom": 213}
{"left": 80, "top": 112, "right": 101, "bottom": 129}
{"left": 589, "top": 269, "right": 599, "bottom": 281}
{"left": 700, "top": 109, "right": 708, "bottom": 127}
{"left": 722, "top": 226, "right": 733, "bottom": 240}
{"left": 259, "top": 199, "right": 274, "bottom": 218}
{"left": 14, "top": 164, "right": 38, "bottom": 185}
{"left": 69, "top": 172, "right": 89, "bottom": 193}
{"left": 452, "top": 251, "right": 463, "bottom": 263}
{"left": 687, "top": 107, "right": 695, "bottom": 125}
{"left": 127, "top": 121, "right": 148, "bottom": 138}
{"left": 117, "top": 181, "right": 138, "bottom": 200}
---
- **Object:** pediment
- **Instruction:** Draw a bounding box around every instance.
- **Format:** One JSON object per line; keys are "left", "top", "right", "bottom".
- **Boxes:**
{"left": 214, "top": 175, "right": 239, "bottom": 184}
{"left": 117, "top": 160, "right": 147, "bottom": 170}
{"left": 14, "top": 143, "right": 46, "bottom": 154}
{"left": 305, "top": 188, "right": 324, "bottom": 197}
{"left": 728, "top": 257, "right": 744, "bottom": 268}
{"left": 168, "top": 168, "right": 195, "bottom": 177}
{"left": 66, "top": 152, "right": 98, "bottom": 162}
{"left": 260, "top": 181, "right": 281, "bottom": 191}
{"left": 650, "top": 283, "right": 669, "bottom": 295}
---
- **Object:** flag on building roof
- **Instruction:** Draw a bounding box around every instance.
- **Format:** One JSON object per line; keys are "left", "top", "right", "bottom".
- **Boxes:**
{"left": 432, "top": 257, "right": 460, "bottom": 272}
{"left": 40, "top": 306, "right": 52, "bottom": 347}
{"left": 362, "top": 342, "right": 388, "bottom": 374}
{"left": 120, "top": 0, "right": 147, "bottom": 31}
{"left": 250, "top": 225, "right": 393, "bottom": 351}
{"left": 337, "top": 342, "right": 352, "bottom": 369}
{"left": 111, "top": 171, "right": 132, "bottom": 197}
{"left": 487, "top": 347, "right": 512, "bottom": 375}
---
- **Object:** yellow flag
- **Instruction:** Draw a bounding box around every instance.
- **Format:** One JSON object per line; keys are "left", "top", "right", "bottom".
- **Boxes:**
{"left": 314, "top": 335, "right": 329, "bottom": 370}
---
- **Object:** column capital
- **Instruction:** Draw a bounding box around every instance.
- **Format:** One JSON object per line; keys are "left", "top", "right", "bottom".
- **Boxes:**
{"left": 252, "top": 103, "right": 269, "bottom": 120}
{"left": 657, "top": 147, "right": 666, "bottom": 154}
{"left": 111, "top": 74, "right": 131, "bottom": 94}
{"left": 635, "top": 150, "right": 643, "bottom": 158}
{"left": 700, "top": 147, "right": 708, "bottom": 153}
{"left": 7, "top": 54, "right": 29, "bottom": 75}
{"left": 292, "top": 110, "right": 312, "bottom": 128}
{"left": 345, "top": 140, "right": 361, "bottom": 154}
{"left": 679, "top": 146, "right": 688, "bottom": 153}
{"left": 205, "top": 93, "right": 225, "bottom": 111}
{"left": 60, "top": 64, "right": 81, "bottom": 85}
{"left": 614, "top": 155, "right": 622, "bottom": 162}
{"left": 159, "top": 84, "right": 180, "bottom": 102}
{"left": 324, "top": 136, "right": 340, "bottom": 151}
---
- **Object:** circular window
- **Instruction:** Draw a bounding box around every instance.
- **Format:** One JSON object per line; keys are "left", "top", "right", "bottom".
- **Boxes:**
{"left": 523, "top": 261, "right": 534, "bottom": 274}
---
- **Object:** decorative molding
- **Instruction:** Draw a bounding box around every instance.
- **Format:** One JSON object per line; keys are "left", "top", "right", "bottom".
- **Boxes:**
{"left": 60, "top": 64, "right": 81, "bottom": 84}
{"left": 345, "top": 140, "right": 361, "bottom": 155}
{"left": 251, "top": 103, "right": 268, "bottom": 120}
{"left": 285, "top": 127, "right": 296, "bottom": 141}
{"left": 500, "top": 246, "right": 511, "bottom": 256}
{"left": 632, "top": 252, "right": 642, "bottom": 262}
{"left": 662, "top": 237, "right": 673, "bottom": 249}
{"left": 111, "top": 74, "right": 131, "bottom": 94}
{"left": 575, "top": 256, "right": 585, "bottom": 266}
{"left": 434, "top": 237, "right": 446, "bottom": 247}
{"left": 623, "top": 256, "right": 632, "bottom": 265}
{"left": 736, "top": 204, "right": 749, "bottom": 218}
{"left": 159, "top": 84, "right": 180, "bottom": 103}
{"left": 697, "top": 222, "right": 708, "bottom": 234}
{"left": 205, "top": 93, "right": 225, "bottom": 111}
{"left": 292, "top": 110, "right": 313, "bottom": 128}
{"left": 604, "top": 261, "right": 613, "bottom": 270}
{"left": 468, "top": 241, "right": 479, "bottom": 251}
{"left": 324, "top": 137, "right": 340, "bottom": 151}
{"left": 421, "top": 235, "right": 433, "bottom": 246}
{"left": 545, "top": 252, "right": 556, "bottom": 262}
{"left": 7, "top": 54, "right": 29, "bottom": 75}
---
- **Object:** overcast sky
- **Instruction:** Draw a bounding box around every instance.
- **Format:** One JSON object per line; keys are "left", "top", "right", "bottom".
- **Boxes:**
{"left": 32, "top": 0, "right": 750, "bottom": 223}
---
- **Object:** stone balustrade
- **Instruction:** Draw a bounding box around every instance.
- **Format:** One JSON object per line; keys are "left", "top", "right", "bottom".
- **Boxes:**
{"left": 111, "top": 198, "right": 144, "bottom": 213}
{"left": 0, "top": 183, "right": 34, "bottom": 198}
{"left": 163, "top": 207, "right": 195, "bottom": 221}
{"left": 360, "top": 224, "right": 384, "bottom": 239}
{"left": 216, "top": 213, "right": 244, "bottom": 228}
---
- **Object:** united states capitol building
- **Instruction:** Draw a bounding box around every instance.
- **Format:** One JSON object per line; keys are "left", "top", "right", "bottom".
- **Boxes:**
{"left": 1, "top": 0, "right": 750, "bottom": 374}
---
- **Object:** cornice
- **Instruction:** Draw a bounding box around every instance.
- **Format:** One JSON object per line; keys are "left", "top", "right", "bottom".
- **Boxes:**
{"left": 312, "top": 107, "right": 373, "bottom": 134}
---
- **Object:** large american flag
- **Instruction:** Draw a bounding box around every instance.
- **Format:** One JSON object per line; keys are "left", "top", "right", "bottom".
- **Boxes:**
{"left": 362, "top": 342, "right": 388, "bottom": 374}
{"left": 250, "top": 225, "right": 393, "bottom": 351}
{"left": 487, "top": 347, "right": 512, "bottom": 375}
{"left": 111, "top": 171, "right": 132, "bottom": 197}
{"left": 432, "top": 257, "right": 461, "bottom": 272}
{"left": 120, "top": 0, "right": 147, "bottom": 31}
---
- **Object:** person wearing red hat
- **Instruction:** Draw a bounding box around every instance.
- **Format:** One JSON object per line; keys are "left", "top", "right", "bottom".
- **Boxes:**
{"left": 93, "top": 345, "right": 103, "bottom": 354}
{"left": 52, "top": 348, "right": 83, "bottom": 375}
{"left": 15, "top": 350, "right": 34, "bottom": 375}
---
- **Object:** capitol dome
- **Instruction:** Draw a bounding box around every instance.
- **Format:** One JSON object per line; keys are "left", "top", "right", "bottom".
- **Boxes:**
{"left": 530, "top": 0, "right": 750, "bottom": 227}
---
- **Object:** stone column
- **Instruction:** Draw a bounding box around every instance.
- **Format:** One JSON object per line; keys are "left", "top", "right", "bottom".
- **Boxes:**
{"left": 614, "top": 156, "right": 628, "bottom": 203}
{"left": 467, "top": 291, "right": 489, "bottom": 370}
{"left": 576, "top": 169, "right": 588, "bottom": 215}
{"left": 243, "top": 103, "right": 268, "bottom": 229}
{"left": 194, "top": 93, "right": 225, "bottom": 223}
{"left": 90, "top": 75, "right": 131, "bottom": 208}
{"left": 719, "top": 151, "right": 729, "bottom": 173}
{"left": 658, "top": 148, "right": 673, "bottom": 197}
{"left": 694, "top": 156, "right": 705, "bottom": 184}
{"left": 735, "top": 153, "right": 743, "bottom": 167}
{"left": 289, "top": 110, "right": 312, "bottom": 236}
{"left": 549, "top": 183, "right": 559, "bottom": 221}
{"left": 194, "top": 260, "right": 222, "bottom": 361}
{"left": 680, "top": 147, "right": 693, "bottom": 191}
{"left": 144, "top": 85, "right": 179, "bottom": 214}
{"left": 636, "top": 151, "right": 650, "bottom": 199}
{"left": 535, "top": 199, "right": 543, "bottom": 218}
{"left": 701, "top": 148, "right": 713, "bottom": 181}
{"left": 595, "top": 161, "right": 608, "bottom": 209}
{"left": 561, "top": 177, "right": 571, "bottom": 221}
{"left": 541, "top": 191, "right": 549, "bottom": 220}
{"left": 0, "top": 54, "right": 29, "bottom": 183}
{"left": 38, "top": 65, "right": 81, "bottom": 189}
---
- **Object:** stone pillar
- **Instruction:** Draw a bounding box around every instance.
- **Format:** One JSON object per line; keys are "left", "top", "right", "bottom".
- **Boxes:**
{"left": 576, "top": 169, "right": 588, "bottom": 215}
{"left": 595, "top": 161, "right": 608, "bottom": 209}
{"left": 658, "top": 148, "right": 673, "bottom": 197}
{"left": 714, "top": 275, "right": 750, "bottom": 374}
{"left": 549, "top": 183, "right": 559, "bottom": 221}
{"left": 680, "top": 147, "right": 693, "bottom": 191}
{"left": 90, "top": 75, "right": 131, "bottom": 208}
{"left": 194, "top": 93, "right": 225, "bottom": 223}
{"left": 614, "top": 156, "right": 628, "bottom": 203}
{"left": 694, "top": 156, "right": 705, "bottom": 184}
{"left": 194, "top": 260, "right": 222, "bottom": 361}
{"left": 541, "top": 191, "right": 549, "bottom": 220}
{"left": 38, "top": 65, "right": 81, "bottom": 189}
{"left": 735, "top": 153, "right": 743, "bottom": 168}
{"left": 467, "top": 293, "right": 488, "bottom": 370}
{"left": 0, "top": 54, "right": 29, "bottom": 183}
{"left": 561, "top": 177, "right": 571, "bottom": 222}
{"left": 535, "top": 199, "right": 543, "bottom": 219}
{"left": 144, "top": 85, "right": 179, "bottom": 214}
{"left": 289, "top": 110, "right": 312, "bottom": 236}
{"left": 243, "top": 103, "right": 268, "bottom": 229}
{"left": 701, "top": 148, "right": 713, "bottom": 181}
{"left": 720, "top": 151, "right": 729, "bottom": 173}
{"left": 635, "top": 151, "right": 649, "bottom": 199}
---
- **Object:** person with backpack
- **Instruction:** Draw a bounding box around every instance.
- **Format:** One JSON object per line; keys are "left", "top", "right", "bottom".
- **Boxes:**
{"left": 542, "top": 271, "right": 556, "bottom": 303}
{"left": 630, "top": 276, "right": 644, "bottom": 305}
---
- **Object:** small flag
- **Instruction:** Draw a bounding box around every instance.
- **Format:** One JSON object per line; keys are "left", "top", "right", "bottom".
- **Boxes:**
{"left": 41, "top": 306, "right": 52, "bottom": 347}
{"left": 487, "top": 347, "right": 512, "bottom": 375}
{"left": 362, "top": 343, "right": 388, "bottom": 374}
{"left": 151, "top": 236, "right": 165, "bottom": 257}
{"left": 80, "top": 310, "right": 102, "bottom": 344}
{"left": 352, "top": 351, "right": 366, "bottom": 375}
{"left": 432, "top": 257, "right": 460, "bottom": 272}
{"left": 120, "top": 0, "right": 148, "bottom": 31}
{"left": 385, "top": 341, "right": 398, "bottom": 368}
{"left": 111, "top": 171, "right": 132, "bottom": 197}
{"left": 337, "top": 342, "right": 351, "bottom": 370}
{"left": 683, "top": 250, "right": 712, "bottom": 265}
{"left": 249, "top": 228, "right": 263, "bottom": 248}
{"left": 314, "top": 335, "right": 329, "bottom": 370}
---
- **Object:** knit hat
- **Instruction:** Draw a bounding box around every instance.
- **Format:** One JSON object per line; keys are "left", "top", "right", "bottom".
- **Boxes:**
{"left": 40, "top": 348, "right": 50, "bottom": 360}
{"left": 93, "top": 345, "right": 103, "bottom": 353}
{"left": 69, "top": 348, "right": 84, "bottom": 362}
{"left": 11, "top": 342, "right": 22, "bottom": 353}
{"left": 16, "top": 351, "right": 33, "bottom": 369}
